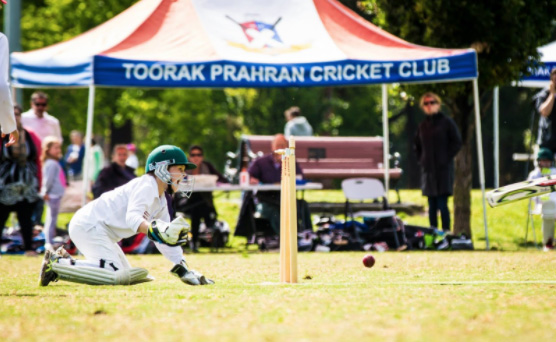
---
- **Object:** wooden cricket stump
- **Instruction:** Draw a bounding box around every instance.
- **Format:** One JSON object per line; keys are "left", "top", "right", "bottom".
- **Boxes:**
{"left": 278, "top": 137, "right": 298, "bottom": 283}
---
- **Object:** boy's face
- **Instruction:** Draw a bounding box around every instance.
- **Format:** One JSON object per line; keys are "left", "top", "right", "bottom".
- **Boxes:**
{"left": 168, "top": 165, "right": 191, "bottom": 194}
{"left": 539, "top": 159, "right": 552, "bottom": 169}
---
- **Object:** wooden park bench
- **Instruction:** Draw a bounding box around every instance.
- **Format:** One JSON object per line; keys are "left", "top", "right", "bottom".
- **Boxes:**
{"left": 241, "top": 135, "right": 402, "bottom": 181}
{"left": 226, "top": 135, "right": 421, "bottom": 222}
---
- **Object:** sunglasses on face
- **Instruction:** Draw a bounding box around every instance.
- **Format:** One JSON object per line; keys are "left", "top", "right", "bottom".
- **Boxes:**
{"left": 189, "top": 153, "right": 203, "bottom": 157}
{"left": 33, "top": 102, "right": 47, "bottom": 107}
{"left": 423, "top": 101, "right": 438, "bottom": 106}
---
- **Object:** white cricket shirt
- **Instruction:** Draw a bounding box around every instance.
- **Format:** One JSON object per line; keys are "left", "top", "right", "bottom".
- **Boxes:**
{"left": 0, "top": 33, "right": 16, "bottom": 135}
{"left": 72, "top": 175, "right": 170, "bottom": 242}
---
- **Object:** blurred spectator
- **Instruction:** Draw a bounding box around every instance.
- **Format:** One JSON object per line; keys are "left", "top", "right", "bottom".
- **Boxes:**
{"left": 413, "top": 92, "right": 462, "bottom": 232}
{"left": 88, "top": 138, "right": 106, "bottom": 184}
{"left": 0, "top": 33, "right": 17, "bottom": 147}
{"left": 536, "top": 67, "right": 556, "bottom": 155}
{"left": 92, "top": 144, "right": 135, "bottom": 199}
{"left": 174, "top": 145, "right": 228, "bottom": 252}
{"left": 125, "top": 143, "right": 139, "bottom": 171}
{"left": 21, "top": 91, "right": 62, "bottom": 142}
{"left": 248, "top": 134, "right": 303, "bottom": 234}
{"left": 284, "top": 106, "right": 313, "bottom": 138}
{"left": 40, "top": 136, "right": 66, "bottom": 252}
{"left": 0, "top": 104, "right": 42, "bottom": 256}
{"left": 527, "top": 147, "right": 556, "bottom": 251}
{"left": 63, "top": 130, "right": 85, "bottom": 180}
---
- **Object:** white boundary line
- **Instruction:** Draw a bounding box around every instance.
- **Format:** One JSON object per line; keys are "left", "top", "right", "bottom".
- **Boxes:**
{"left": 254, "top": 280, "right": 556, "bottom": 286}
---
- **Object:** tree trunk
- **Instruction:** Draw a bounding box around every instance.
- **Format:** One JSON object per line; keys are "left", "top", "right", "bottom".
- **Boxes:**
{"left": 453, "top": 132, "right": 473, "bottom": 237}
{"left": 404, "top": 100, "right": 421, "bottom": 188}
{"left": 447, "top": 91, "right": 474, "bottom": 238}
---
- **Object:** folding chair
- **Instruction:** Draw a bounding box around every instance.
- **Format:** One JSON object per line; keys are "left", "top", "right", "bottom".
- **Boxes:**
{"left": 341, "top": 178, "right": 400, "bottom": 248}
{"left": 525, "top": 198, "right": 540, "bottom": 249}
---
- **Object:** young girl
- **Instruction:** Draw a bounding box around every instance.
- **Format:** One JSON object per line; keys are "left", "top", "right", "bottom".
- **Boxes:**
{"left": 40, "top": 136, "right": 65, "bottom": 252}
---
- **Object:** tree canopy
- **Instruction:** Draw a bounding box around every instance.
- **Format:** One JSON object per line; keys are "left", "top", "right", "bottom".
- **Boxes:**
{"left": 5, "top": 0, "right": 556, "bottom": 195}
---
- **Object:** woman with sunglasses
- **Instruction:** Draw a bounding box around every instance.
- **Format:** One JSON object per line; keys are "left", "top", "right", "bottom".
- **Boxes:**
{"left": 174, "top": 145, "right": 228, "bottom": 253}
{"left": 414, "top": 92, "right": 462, "bottom": 232}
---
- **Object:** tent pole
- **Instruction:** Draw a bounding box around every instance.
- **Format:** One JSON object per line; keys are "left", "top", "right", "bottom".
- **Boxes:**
{"left": 382, "top": 84, "right": 390, "bottom": 195}
{"left": 473, "top": 79, "right": 489, "bottom": 249}
{"left": 81, "top": 85, "right": 95, "bottom": 207}
{"left": 493, "top": 86, "right": 499, "bottom": 188}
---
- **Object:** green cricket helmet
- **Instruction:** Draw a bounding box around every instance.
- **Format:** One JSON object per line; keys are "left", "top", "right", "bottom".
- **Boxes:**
{"left": 146, "top": 145, "right": 196, "bottom": 184}
{"left": 537, "top": 147, "right": 554, "bottom": 161}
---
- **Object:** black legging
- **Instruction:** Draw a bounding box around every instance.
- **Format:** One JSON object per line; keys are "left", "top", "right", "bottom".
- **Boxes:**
{"left": 184, "top": 193, "right": 217, "bottom": 245}
{"left": 190, "top": 204, "right": 217, "bottom": 245}
{"left": 0, "top": 200, "right": 37, "bottom": 252}
{"left": 427, "top": 195, "right": 450, "bottom": 231}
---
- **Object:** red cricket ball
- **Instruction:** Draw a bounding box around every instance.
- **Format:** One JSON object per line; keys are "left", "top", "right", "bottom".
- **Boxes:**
{"left": 362, "top": 254, "right": 375, "bottom": 268}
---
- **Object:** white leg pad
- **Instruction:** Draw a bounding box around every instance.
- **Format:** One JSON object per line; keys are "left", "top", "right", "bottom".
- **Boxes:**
{"left": 541, "top": 200, "right": 556, "bottom": 245}
{"left": 52, "top": 263, "right": 150, "bottom": 286}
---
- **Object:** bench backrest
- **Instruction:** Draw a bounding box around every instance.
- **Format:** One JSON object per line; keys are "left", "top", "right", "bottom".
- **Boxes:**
{"left": 242, "top": 135, "right": 402, "bottom": 180}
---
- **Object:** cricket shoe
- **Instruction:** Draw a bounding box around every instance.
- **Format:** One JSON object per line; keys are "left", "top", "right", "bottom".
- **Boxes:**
{"left": 55, "top": 246, "right": 75, "bottom": 263}
{"left": 199, "top": 275, "right": 215, "bottom": 285}
{"left": 170, "top": 262, "right": 200, "bottom": 286}
{"left": 38, "top": 250, "right": 60, "bottom": 287}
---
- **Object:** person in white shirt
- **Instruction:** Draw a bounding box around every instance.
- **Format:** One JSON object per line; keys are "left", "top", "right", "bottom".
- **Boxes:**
{"left": 39, "top": 145, "right": 215, "bottom": 286}
{"left": 284, "top": 106, "right": 313, "bottom": 138}
{"left": 125, "top": 143, "right": 139, "bottom": 170}
{"left": 0, "top": 32, "right": 18, "bottom": 147}
{"left": 21, "top": 91, "right": 62, "bottom": 142}
{"left": 527, "top": 147, "right": 556, "bottom": 251}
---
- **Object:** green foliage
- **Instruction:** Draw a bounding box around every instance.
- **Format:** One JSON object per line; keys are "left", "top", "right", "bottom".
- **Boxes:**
{"left": 375, "top": 0, "right": 555, "bottom": 90}
{"left": 11, "top": 0, "right": 556, "bottom": 180}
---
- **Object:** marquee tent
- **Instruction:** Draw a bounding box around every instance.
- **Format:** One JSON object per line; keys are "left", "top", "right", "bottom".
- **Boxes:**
{"left": 519, "top": 41, "right": 556, "bottom": 88}
{"left": 10, "top": 0, "right": 489, "bottom": 246}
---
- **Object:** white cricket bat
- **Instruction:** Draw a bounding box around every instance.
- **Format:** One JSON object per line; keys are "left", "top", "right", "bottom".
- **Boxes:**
{"left": 487, "top": 175, "right": 556, "bottom": 207}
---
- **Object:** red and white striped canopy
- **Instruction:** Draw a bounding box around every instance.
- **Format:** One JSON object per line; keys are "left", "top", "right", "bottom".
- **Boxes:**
{"left": 11, "top": 0, "right": 477, "bottom": 88}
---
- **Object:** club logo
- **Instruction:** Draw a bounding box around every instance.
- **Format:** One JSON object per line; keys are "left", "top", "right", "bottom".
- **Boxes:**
{"left": 225, "top": 15, "right": 310, "bottom": 55}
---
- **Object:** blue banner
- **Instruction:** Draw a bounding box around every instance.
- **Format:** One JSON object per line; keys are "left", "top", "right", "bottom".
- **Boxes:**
{"left": 522, "top": 62, "right": 556, "bottom": 82}
{"left": 93, "top": 53, "right": 477, "bottom": 88}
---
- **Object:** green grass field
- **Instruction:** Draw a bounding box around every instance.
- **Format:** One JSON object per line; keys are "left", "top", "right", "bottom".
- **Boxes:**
{"left": 2, "top": 189, "right": 554, "bottom": 341}
{"left": 2, "top": 252, "right": 556, "bottom": 342}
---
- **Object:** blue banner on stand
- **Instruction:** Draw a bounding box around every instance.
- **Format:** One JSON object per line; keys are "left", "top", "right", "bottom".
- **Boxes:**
{"left": 93, "top": 53, "right": 477, "bottom": 88}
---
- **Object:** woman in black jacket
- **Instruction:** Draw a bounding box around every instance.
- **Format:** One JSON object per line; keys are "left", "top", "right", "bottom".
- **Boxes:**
{"left": 414, "top": 92, "right": 462, "bottom": 231}
{"left": 173, "top": 145, "right": 228, "bottom": 252}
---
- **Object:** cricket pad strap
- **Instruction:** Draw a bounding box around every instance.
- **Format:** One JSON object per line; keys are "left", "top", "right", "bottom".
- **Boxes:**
{"left": 52, "top": 263, "right": 151, "bottom": 286}
{"left": 170, "top": 263, "right": 188, "bottom": 278}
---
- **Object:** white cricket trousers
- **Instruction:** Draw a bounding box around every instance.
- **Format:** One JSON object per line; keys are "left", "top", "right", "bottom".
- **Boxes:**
{"left": 68, "top": 220, "right": 131, "bottom": 271}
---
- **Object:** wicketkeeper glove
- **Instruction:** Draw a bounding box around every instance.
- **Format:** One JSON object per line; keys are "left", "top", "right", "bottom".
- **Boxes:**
{"left": 170, "top": 260, "right": 215, "bottom": 286}
{"left": 147, "top": 216, "right": 190, "bottom": 246}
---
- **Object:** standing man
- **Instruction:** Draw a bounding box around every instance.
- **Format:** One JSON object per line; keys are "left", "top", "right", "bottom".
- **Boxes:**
{"left": 536, "top": 68, "right": 556, "bottom": 155}
{"left": 21, "top": 91, "right": 62, "bottom": 142}
{"left": 284, "top": 106, "right": 313, "bottom": 138}
{"left": 21, "top": 92, "right": 62, "bottom": 225}
{"left": 414, "top": 92, "right": 462, "bottom": 232}
{"left": 0, "top": 31, "right": 18, "bottom": 147}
